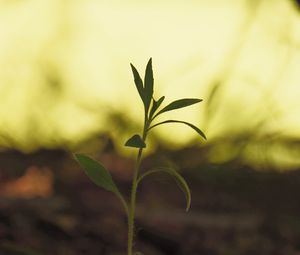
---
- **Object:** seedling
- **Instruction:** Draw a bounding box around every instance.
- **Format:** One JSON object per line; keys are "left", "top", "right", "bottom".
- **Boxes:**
{"left": 74, "top": 58, "right": 206, "bottom": 255}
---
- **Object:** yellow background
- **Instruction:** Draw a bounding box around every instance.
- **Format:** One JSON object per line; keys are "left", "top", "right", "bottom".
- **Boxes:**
{"left": 0, "top": 0, "right": 300, "bottom": 168}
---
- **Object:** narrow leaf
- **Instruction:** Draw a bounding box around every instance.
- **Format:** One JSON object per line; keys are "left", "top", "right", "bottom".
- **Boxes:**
{"left": 149, "top": 96, "right": 165, "bottom": 119}
{"left": 156, "top": 98, "right": 202, "bottom": 116}
{"left": 125, "top": 134, "right": 146, "bottom": 148}
{"left": 149, "top": 120, "right": 206, "bottom": 140}
{"left": 155, "top": 96, "right": 165, "bottom": 109}
{"left": 144, "top": 58, "right": 154, "bottom": 112}
{"left": 160, "top": 167, "right": 191, "bottom": 211}
{"left": 130, "top": 63, "right": 145, "bottom": 104}
{"left": 74, "top": 154, "right": 119, "bottom": 193}
{"left": 139, "top": 167, "right": 191, "bottom": 211}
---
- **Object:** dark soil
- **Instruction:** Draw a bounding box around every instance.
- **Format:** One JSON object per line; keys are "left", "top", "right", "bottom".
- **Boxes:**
{"left": 0, "top": 148, "right": 300, "bottom": 255}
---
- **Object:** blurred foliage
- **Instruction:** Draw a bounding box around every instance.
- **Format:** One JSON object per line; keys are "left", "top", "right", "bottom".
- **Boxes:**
{"left": 0, "top": 0, "right": 299, "bottom": 169}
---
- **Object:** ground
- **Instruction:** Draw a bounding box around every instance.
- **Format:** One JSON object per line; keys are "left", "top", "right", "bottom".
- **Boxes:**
{"left": 0, "top": 148, "right": 300, "bottom": 255}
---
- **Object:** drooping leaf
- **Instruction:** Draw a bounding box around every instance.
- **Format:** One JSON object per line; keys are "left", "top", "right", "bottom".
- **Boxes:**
{"left": 138, "top": 166, "right": 191, "bottom": 211}
{"left": 160, "top": 167, "right": 191, "bottom": 211}
{"left": 149, "top": 120, "right": 206, "bottom": 140}
{"left": 130, "top": 63, "right": 145, "bottom": 104}
{"left": 125, "top": 134, "right": 146, "bottom": 148}
{"left": 156, "top": 98, "right": 202, "bottom": 116}
{"left": 144, "top": 58, "right": 154, "bottom": 112}
{"left": 74, "top": 154, "right": 119, "bottom": 193}
{"left": 149, "top": 96, "right": 165, "bottom": 120}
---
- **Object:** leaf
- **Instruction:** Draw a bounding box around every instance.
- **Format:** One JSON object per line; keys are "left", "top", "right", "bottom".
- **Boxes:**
{"left": 156, "top": 98, "right": 202, "bottom": 116}
{"left": 125, "top": 134, "right": 146, "bottom": 148}
{"left": 144, "top": 58, "right": 154, "bottom": 112}
{"left": 74, "top": 154, "right": 119, "bottom": 193}
{"left": 130, "top": 63, "right": 145, "bottom": 104}
{"left": 139, "top": 166, "right": 191, "bottom": 211}
{"left": 149, "top": 120, "right": 206, "bottom": 140}
{"left": 155, "top": 96, "right": 165, "bottom": 109}
{"left": 74, "top": 154, "right": 129, "bottom": 215}
{"left": 160, "top": 167, "right": 191, "bottom": 211}
{"left": 149, "top": 96, "right": 165, "bottom": 119}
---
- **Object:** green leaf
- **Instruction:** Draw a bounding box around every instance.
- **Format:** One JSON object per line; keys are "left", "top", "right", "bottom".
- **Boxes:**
{"left": 155, "top": 96, "right": 165, "bottom": 109}
{"left": 138, "top": 166, "right": 191, "bottom": 211}
{"left": 144, "top": 58, "right": 154, "bottom": 113}
{"left": 160, "top": 167, "right": 191, "bottom": 211}
{"left": 149, "top": 120, "right": 206, "bottom": 140}
{"left": 149, "top": 96, "right": 165, "bottom": 119}
{"left": 156, "top": 98, "right": 202, "bottom": 116}
{"left": 130, "top": 63, "right": 145, "bottom": 104}
{"left": 125, "top": 134, "right": 146, "bottom": 148}
{"left": 74, "top": 154, "right": 119, "bottom": 193}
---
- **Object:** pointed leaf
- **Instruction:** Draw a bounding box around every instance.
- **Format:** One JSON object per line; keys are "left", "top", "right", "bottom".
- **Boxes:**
{"left": 74, "top": 154, "right": 129, "bottom": 214}
{"left": 160, "top": 167, "right": 191, "bottom": 211}
{"left": 130, "top": 63, "right": 145, "bottom": 104}
{"left": 144, "top": 58, "right": 154, "bottom": 112}
{"left": 149, "top": 96, "right": 165, "bottom": 119}
{"left": 74, "top": 154, "right": 119, "bottom": 193}
{"left": 149, "top": 120, "right": 206, "bottom": 140}
{"left": 156, "top": 98, "right": 202, "bottom": 116}
{"left": 139, "top": 166, "right": 191, "bottom": 211}
{"left": 125, "top": 134, "right": 146, "bottom": 148}
{"left": 155, "top": 96, "right": 165, "bottom": 109}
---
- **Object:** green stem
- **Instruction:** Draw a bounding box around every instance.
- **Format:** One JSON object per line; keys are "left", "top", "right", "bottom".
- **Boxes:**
{"left": 127, "top": 115, "right": 148, "bottom": 255}
{"left": 127, "top": 148, "right": 143, "bottom": 255}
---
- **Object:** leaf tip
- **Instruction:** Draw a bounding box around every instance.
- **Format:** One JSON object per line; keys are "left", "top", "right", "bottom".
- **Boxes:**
{"left": 130, "top": 63, "right": 136, "bottom": 71}
{"left": 202, "top": 132, "right": 207, "bottom": 140}
{"left": 185, "top": 202, "right": 191, "bottom": 212}
{"left": 146, "top": 58, "right": 153, "bottom": 71}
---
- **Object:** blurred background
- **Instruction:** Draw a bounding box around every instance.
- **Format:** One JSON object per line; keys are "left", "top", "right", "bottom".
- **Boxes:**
{"left": 0, "top": 0, "right": 300, "bottom": 254}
